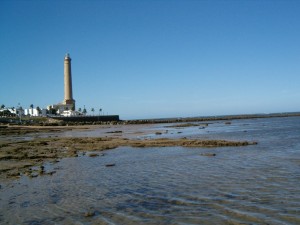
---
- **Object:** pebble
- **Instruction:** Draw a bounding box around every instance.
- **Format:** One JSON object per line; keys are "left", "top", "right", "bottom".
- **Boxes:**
{"left": 89, "top": 153, "right": 99, "bottom": 157}
{"left": 84, "top": 211, "right": 95, "bottom": 217}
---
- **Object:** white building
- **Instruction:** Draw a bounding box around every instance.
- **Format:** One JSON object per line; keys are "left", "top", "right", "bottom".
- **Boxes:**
{"left": 60, "top": 110, "right": 80, "bottom": 117}
{"left": 48, "top": 103, "right": 74, "bottom": 115}
{"left": 1, "top": 108, "right": 18, "bottom": 115}
{"left": 24, "top": 108, "right": 40, "bottom": 117}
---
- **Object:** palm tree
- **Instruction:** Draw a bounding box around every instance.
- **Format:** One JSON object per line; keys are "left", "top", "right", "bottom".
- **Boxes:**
{"left": 29, "top": 104, "right": 34, "bottom": 116}
{"left": 10, "top": 107, "right": 16, "bottom": 117}
{"left": 17, "top": 105, "right": 23, "bottom": 122}
{"left": 36, "top": 106, "right": 41, "bottom": 115}
{"left": 91, "top": 108, "right": 95, "bottom": 116}
{"left": 1, "top": 104, "right": 5, "bottom": 117}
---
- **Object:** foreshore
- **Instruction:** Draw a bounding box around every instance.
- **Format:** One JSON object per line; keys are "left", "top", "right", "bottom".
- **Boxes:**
{"left": 0, "top": 122, "right": 258, "bottom": 180}
{"left": 2, "top": 112, "right": 299, "bottom": 180}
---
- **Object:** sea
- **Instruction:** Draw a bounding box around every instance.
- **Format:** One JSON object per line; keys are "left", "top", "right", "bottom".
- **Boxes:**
{"left": 0, "top": 116, "right": 299, "bottom": 225}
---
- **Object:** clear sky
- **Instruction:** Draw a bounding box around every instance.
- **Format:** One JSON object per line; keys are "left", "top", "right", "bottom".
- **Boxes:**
{"left": 1, "top": 0, "right": 299, "bottom": 119}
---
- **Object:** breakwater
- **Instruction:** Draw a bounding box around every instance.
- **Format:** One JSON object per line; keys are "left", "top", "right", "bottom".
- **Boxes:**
{"left": 125, "top": 112, "right": 300, "bottom": 124}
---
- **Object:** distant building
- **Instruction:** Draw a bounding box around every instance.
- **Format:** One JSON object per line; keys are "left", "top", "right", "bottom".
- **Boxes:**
{"left": 6, "top": 108, "right": 17, "bottom": 115}
{"left": 24, "top": 108, "right": 40, "bottom": 117}
{"left": 48, "top": 103, "right": 73, "bottom": 115}
{"left": 60, "top": 110, "right": 80, "bottom": 117}
{"left": 23, "top": 108, "right": 47, "bottom": 117}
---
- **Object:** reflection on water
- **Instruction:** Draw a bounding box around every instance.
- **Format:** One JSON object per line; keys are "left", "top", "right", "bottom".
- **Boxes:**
{"left": 0, "top": 117, "right": 300, "bottom": 224}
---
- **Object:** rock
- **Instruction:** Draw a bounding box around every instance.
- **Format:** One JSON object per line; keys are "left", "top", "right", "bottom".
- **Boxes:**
{"left": 39, "top": 165, "right": 45, "bottom": 175}
{"left": 84, "top": 210, "right": 95, "bottom": 217}
{"left": 201, "top": 153, "right": 216, "bottom": 157}
{"left": 46, "top": 171, "right": 56, "bottom": 175}
{"left": 30, "top": 173, "right": 38, "bottom": 178}
{"left": 105, "top": 163, "right": 115, "bottom": 167}
{"left": 6, "top": 172, "right": 21, "bottom": 178}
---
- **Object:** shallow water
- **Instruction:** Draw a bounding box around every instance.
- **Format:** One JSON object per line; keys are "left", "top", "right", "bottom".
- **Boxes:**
{"left": 0, "top": 117, "right": 300, "bottom": 224}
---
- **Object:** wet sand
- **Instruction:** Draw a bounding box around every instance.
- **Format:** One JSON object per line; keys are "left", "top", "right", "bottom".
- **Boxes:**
{"left": 0, "top": 124, "right": 257, "bottom": 180}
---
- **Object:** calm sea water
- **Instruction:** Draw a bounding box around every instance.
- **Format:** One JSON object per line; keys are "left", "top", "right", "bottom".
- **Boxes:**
{"left": 0, "top": 117, "right": 300, "bottom": 224}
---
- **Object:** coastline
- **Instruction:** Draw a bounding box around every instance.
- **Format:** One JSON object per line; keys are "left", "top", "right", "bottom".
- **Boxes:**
{"left": 2, "top": 113, "right": 299, "bottom": 180}
{"left": 0, "top": 121, "right": 258, "bottom": 180}
{"left": 1, "top": 111, "right": 300, "bottom": 126}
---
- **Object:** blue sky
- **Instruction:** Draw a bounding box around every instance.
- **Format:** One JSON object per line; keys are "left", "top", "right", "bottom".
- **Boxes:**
{"left": 1, "top": 0, "right": 299, "bottom": 119}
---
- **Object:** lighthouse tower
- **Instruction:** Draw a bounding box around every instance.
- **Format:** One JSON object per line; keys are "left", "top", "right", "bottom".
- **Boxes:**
{"left": 63, "top": 53, "right": 75, "bottom": 110}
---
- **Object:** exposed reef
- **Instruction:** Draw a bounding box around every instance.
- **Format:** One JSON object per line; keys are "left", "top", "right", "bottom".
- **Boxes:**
{"left": 0, "top": 121, "right": 260, "bottom": 180}
{"left": 0, "top": 135, "right": 257, "bottom": 179}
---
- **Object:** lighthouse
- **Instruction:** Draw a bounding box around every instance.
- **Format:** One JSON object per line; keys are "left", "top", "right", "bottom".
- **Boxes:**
{"left": 63, "top": 53, "right": 75, "bottom": 110}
